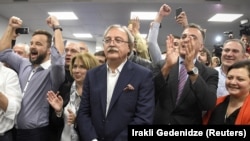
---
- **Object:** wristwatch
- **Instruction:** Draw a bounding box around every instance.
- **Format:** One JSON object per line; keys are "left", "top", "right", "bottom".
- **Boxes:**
{"left": 187, "top": 67, "right": 199, "bottom": 75}
{"left": 53, "top": 25, "right": 63, "bottom": 31}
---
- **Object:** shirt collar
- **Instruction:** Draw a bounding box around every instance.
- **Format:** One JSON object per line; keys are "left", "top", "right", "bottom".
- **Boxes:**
{"left": 106, "top": 59, "right": 127, "bottom": 73}
{"left": 40, "top": 59, "right": 51, "bottom": 69}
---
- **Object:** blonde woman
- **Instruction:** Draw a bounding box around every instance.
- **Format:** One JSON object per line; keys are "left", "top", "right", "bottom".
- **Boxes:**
{"left": 211, "top": 56, "right": 220, "bottom": 68}
{"left": 47, "top": 52, "right": 99, "bottom": 141}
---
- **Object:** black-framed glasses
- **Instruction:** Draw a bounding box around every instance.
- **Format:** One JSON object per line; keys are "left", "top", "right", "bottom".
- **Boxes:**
{"left": 103, "top": 38, "right": 129, "bottom": 45}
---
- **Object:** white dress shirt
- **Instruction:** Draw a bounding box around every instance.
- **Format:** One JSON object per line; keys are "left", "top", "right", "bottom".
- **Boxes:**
{"left": 215, "top": 66, "right": 228, "bottom": 97}
{"left": 106, "top": 60, "right": 126, "bottom": 116}
{"left": 0, "top": 62, "right": 22, "bottom": 134}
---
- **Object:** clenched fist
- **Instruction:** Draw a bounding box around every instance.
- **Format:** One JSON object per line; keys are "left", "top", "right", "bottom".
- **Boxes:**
{"left": 9, "top": 16, "right": 22, "bottom": 28}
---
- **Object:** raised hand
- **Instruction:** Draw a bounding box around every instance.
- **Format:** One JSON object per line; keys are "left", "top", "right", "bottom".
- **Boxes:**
{"left": 129, "top": 16, "right": 140, "bottom": 35}
{"left": 46, "top": 15, "right": 60, "bottom": 28}
{"left": 165, "top": 34, "right": 179, "bottom": 67}
{"left": 47, "top": 91, "right": 63, "bottom": 112}
{"left": 159, "top": 4, "right": 171, "bottom": 17}
{"left": 175, "top": 11, "right": 188, "bottom": 28}
{"left": 154, "top": 4, "right": 171, "bottom": 23}
{"left": 161, "top": 34, "right": 179, "bottom": 78}
{"left": 183, "top": 36, "right": 196, "bottom": 70}
{"left": 9, "top": 16, "right": 22, "bottom": 28}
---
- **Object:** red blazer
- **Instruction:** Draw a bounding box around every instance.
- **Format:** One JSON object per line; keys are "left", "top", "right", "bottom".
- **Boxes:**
{"left": 203, "top": 93, "right": 250, "bottom": 125}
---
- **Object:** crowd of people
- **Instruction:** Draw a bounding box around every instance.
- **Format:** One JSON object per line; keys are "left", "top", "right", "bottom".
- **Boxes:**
{"left": 0, "top": 3, "right": 250, "bottom": 141}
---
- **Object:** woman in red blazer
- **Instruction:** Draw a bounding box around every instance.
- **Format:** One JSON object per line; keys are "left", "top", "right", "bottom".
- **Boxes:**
{"left": 203, "top": 60, "right": 250, "bottom": 125}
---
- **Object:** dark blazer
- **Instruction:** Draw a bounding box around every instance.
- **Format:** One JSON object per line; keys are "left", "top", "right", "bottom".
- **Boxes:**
{"left": 77, "top": 60, "right": 155, "bottom": 141}
{"left": 153, "top": 59, "right": 218, "bottom": 125}
{"left": 49, "top": 69, "right": 74, "bottom": 141}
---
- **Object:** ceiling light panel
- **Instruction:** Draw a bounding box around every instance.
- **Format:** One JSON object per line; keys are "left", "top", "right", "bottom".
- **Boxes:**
{"left": 48, "top": 12, "right": 78, "bottom": 20}
{"left": 73, "top": 33, "right": 93, "bottom": 38}
{"left": 130, "top": 12, "right": 157, "bottom": 20}
{"left": 208, "top": 13, "right": 243, "bottom": 22}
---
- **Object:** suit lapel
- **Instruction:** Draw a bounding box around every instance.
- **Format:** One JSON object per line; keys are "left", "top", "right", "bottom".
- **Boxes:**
{"left": 98, "top": 65, "right": 108, "bottom": 116}
{"left": 169, "top": 62, "right": 180, "bottom": 104}
{"left": 107, "top": 61, "right": 134, "bottom": 114}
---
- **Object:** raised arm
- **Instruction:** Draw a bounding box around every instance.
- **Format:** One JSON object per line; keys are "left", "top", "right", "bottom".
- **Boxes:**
{"left": 147, "top": 4, "right": 171, "bottom": 63}
{"left": 154, "top": 4, "right": 171, "bottom": 23}
{"left": 0, "top": 16, "right": 22, "bottom": 52}
{"left": 175, "top": 11, "right": 189, "bottom": 28}
{"left": 46, "top": 16, "right": 64, "bottom": 55}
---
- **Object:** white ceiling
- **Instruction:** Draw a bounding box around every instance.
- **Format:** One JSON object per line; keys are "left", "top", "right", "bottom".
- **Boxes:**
{"left": 0, "top": 0, "right": 249, "bottom": 52}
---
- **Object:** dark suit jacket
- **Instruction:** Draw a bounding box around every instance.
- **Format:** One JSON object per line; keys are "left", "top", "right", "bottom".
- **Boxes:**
{"left": 77, "top": 60, "right": 155, "bottom": 141}
{"left": 49, "top": 69, "right": 74, "bottom": 141}
{"left": 153, "top": 59, "right": 218, "bottom": 125}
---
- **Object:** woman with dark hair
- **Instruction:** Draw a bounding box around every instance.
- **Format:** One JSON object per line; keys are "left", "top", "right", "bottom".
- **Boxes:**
{"left": 203, "top": 60, "right": 250, "bottom": 124}
{"left": 197, "top": 47, "right": 212, "bottom": 66}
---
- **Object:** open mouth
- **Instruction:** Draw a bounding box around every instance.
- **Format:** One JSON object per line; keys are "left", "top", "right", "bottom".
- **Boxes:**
{"left": 65, "top": 57, "right": 71, "bottom": 62}
{"left": 30, "top": 50, "right": 38, "bottom": 59}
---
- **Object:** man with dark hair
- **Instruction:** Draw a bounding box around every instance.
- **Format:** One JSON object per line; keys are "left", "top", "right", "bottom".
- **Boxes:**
{"left": 0, "top": 15, "right": 65, "bottom": 141}
{"left": 153, "top": 23, "right": 218, "bottom": 124}
{"left": 197, "top": 47, "right": 212, "bottom": 66}
{"left": 215, "top": 39, "right": 246, "bottom": 97}
{"left": 94, "top": 50, "right": 106, "bottom": 65}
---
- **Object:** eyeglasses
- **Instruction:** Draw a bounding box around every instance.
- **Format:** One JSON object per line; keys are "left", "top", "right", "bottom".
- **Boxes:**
{"left": 103, "top": 38, "right": 129, "bottom": 45}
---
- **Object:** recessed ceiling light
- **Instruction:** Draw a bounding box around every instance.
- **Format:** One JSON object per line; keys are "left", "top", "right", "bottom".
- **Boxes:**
{"left": 73, "top": 33, "right": 93, "bottom": 38}
{"left": 48, "top": 12, "right": 78, "bottom": 20}
{"left": 208, "top": 13, "right": 243, "bottom": 22}
{"left": 215, "top": 35, "right": 222, "bottom": 42}
{"left": 130, "top": 12, "right": 157, "bottom": 20}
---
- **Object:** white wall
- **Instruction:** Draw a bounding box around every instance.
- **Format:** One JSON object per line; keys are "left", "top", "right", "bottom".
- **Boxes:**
{"left": 0, "top": 15, "right": 31, "bottom": 45}
{"left": 0, "top": 15, "right": 97, "bottom": 54}
{"left": 0, "top": 16, "right": 8, "bottom": 36}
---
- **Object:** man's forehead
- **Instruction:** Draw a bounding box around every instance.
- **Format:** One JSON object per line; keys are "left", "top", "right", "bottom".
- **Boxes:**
{"left": 66, "top": 43, "right": 78, "bottom": 49}
{"left": 224, "top": 41, "right": 241, "bottom": 47}
{"left": 182, "top": 28, "right": 201, "bottom": 35}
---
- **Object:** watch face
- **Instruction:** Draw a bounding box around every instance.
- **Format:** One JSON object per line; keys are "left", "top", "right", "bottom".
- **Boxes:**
{"left": 193, "top": 67, "right": 199, "bottom": 74}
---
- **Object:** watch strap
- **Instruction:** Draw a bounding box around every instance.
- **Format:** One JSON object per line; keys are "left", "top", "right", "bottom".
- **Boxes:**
{"left": 53, "top": 25, "right": 63, "bottom": 31}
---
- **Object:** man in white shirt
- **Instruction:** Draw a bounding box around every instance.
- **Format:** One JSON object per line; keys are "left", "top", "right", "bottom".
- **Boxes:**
{"left": 0, "top": 62, "right": 22, "bottom": 141}
{"left": 215, "top": 39, "right": 246, "bottom": 97}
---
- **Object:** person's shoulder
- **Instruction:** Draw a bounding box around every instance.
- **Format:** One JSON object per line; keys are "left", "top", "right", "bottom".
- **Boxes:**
{"left": 197, "top": 61, "right": 218, "bottom": 74}
{"left": 128, "top": 60, "right": 152, "bottom": 73}
{"left": 214, "top": 66, "right": 220, "bottom": 71}
{"left": 1, "top": 64, "right": 18, "bottom": 76}
{"left": 87, "top": 63, "right": 105, "bottom": 73}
